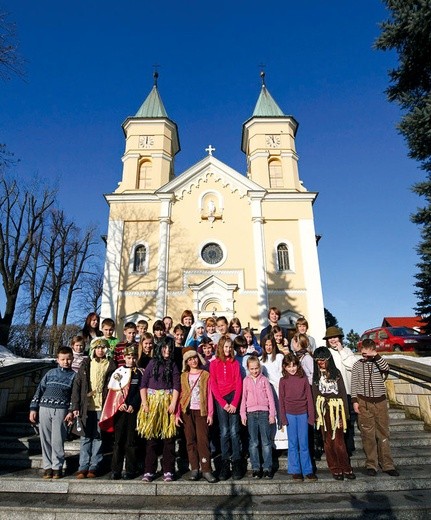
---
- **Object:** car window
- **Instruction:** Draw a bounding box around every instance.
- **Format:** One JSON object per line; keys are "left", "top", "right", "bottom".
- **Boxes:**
{"left": 378, "top": 330, "right": 389, "bottom": 339}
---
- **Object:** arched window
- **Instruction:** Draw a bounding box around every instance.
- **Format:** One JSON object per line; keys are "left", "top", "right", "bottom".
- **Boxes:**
{"left": 138, "top": 161, "right": 152, "bottom": 189}
{"left": 133, "top": 245, "right": 147, "bottom": 273}
{"left": 269, "top": 160, "right": 284, "bottom": 188}
{"left": 277, "top": 243, "right": 290, "bottom": 271}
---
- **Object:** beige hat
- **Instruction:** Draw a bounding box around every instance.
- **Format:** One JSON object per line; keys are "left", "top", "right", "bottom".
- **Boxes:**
{"left": 182, "top": 347, "right": 206, "bottom": 372}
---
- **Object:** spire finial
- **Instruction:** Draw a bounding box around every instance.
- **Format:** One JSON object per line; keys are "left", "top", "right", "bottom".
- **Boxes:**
{"left": 152, "top": 64, "right": 160, "bottom": 86}
{"left": 259, "top": 64, "right": 266, "bottom": 87}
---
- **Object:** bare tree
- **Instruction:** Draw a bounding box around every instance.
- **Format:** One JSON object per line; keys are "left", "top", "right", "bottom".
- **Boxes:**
{"left": 0, "top": 10, "right": 24, "bottom": 80}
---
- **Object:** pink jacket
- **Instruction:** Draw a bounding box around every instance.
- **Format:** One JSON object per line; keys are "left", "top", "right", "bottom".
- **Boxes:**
{"left": 210, "top": 357, "right": 242, "bottom": 409}
{"left": 240, "top": 373, "right": 276, "bottom": 422}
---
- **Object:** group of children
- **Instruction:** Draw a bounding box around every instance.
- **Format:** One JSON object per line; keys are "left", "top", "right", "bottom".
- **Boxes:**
{"left": 29, "top": 309, "right": 399, "bottom": 484}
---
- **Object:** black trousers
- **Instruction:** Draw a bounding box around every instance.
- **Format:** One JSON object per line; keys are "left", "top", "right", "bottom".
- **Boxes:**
{"left": 111, "top": 411, "right": 138, "bottom": 474}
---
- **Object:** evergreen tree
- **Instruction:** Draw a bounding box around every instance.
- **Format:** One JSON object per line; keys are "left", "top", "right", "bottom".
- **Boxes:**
{"left": 375, "top": 1, "right": 431, "bottom": 334}
{"left": 324, "top": 307, "right": 339, "bottom": 328}
{"left": 346, "top": 329, "right": 360, "bottom": 352}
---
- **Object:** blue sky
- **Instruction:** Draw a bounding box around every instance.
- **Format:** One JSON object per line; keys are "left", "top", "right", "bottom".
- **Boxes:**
{"left": 0, "top": 1, "right": 423, "bottom": 336}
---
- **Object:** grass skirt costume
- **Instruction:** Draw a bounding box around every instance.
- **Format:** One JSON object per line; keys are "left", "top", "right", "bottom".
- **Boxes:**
{"left": 137, "top": 389, "right": 176, "bottom": 439}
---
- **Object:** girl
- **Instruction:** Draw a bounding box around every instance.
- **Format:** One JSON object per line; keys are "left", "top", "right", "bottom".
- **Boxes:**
{"left": 259, "top": 334, "right": 287, "bottom": 451}
{"left": 172, "top": 323, "right": 185, "bottom": 371}
{"left": 273, "top": 325, "right": 290, "bottom": 355}
{"left": 176, "top": 348, "right": 217, "bottom": 483}
{"left": 228, "top": 317, "right": 242, "bottom": 336}
{"left": 209, "top": 334, "right": 243, "bottom": 480}
{"left": 185, "top": 320, "right": 207, "bottom": 348}
{"left": 70, "top": 335, "right": 86, "bottom": 373}
{"left": 279, "top": 354, "right": 317, "bottom": 481}
{"left": 243, "top": 327, "right": 262, "bottom": 355}
{"left": 291, "top": 317, "right": 316, "bottom": 353}
{"left": 240, "top": 356, "right": 276, "bottom": 479}
{"left": 137, "top": 342, "right": 180, "bottom": 482}
{"left": 152, "top": 320, "right": 174, "bottom": 356}
{"left": 205, "top": 317, "right": 221, "bottom": 344}
{"left": 137, "top": 332, "right": 154, "bottom": 369}
{"left": 312, "top": 347, "right": 355, "bottom": 481}
{"left": 180, "top": 310, "right": 195, "bottom": 345}
{"left": 259, "top": 307, "right": 288, "bottom": 347}
{"left": 291, "top": 333, "right": 314, "bottom": 385}
{"left": 198, "top": 336, "right": 216, "bottom": 367}
{"left": 79, "top": 313, "right": 103, "bottom": 352}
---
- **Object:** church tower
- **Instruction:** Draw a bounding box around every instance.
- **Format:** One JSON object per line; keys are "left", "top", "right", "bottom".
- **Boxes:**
{"left": 116, "top": 72, "right": 180, "bottom": 192}
{"left": 241, "top": 72, "right": 302, "bottom": 191}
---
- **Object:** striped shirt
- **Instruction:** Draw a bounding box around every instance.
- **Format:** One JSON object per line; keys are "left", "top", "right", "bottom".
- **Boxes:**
{"left": 351, "top": 355, "right": 389, "bottom": 403}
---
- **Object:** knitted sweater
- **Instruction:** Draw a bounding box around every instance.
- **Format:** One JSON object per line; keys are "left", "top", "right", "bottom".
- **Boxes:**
{"left": 351, "top": 355, "right": 389, "bottom": 403}
{"left": 279, "top": 374, "right": 315, "bottom": 426}
{"left": 30, "top": 366, "right": 75, "bottom": 411}
{"left": 240, "top": 373, "right": 276, "bottom": 422}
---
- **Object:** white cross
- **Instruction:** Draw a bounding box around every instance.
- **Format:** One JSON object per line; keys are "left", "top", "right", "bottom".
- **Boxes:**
{"left": 205, "top": 144, "right": 216, "bottom": 156}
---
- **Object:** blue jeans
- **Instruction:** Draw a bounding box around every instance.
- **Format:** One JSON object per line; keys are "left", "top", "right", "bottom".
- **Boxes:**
{"left": 286, "top": 413, "right": 313, "bottom": 475}
{"left": 247, "top": 411, "right": 273, "bottom": 471}
{"left": 79, "top": 410, "right": 103, "bottom": 472}
{"left": 215, "top": 400, "right": 241, "bottom": 462}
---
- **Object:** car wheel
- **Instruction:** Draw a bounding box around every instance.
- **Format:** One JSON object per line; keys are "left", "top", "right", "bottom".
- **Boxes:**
{"left": 393, "top": 345, "right": 402, "bottom": 352}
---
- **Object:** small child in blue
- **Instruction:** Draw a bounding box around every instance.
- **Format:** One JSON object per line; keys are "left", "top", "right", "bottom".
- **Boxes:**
{"left": 29, "top": 346, "right": 75, "bottom": 479}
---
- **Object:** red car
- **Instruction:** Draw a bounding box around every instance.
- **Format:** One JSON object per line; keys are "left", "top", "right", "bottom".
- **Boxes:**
{"left": 358, "top": 327, "right": 431, "bottom": 356}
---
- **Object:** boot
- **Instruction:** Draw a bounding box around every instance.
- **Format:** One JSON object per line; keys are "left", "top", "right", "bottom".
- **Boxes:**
{"left": 232, "top": 459, "right": 243, "bottom": 480}
{"left": 219, "top": 460, "right": 230, "bottom": 481}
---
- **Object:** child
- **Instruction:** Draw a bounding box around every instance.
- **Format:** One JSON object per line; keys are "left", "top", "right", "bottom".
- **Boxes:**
{"left": 152, "top": 319, "right": 174, "bottom": 355}
{"left": 29, "top": 346, "right": 75, "bottom": 479}
{"left": 71, "top": 335, "right": 87, "bottom": 373}
{"left": 351, "top": 339, "right": 399, "bottom": 477}
{"left": 279, "top": 353, "right": 317, "bottom": 481}
{"left": 137, "top": 341, "right": 180, "bottom": 482}
{"left": 259, "top": 307, "right": 288, "bottom": 346}
{"left": 291, "top": 317, "right": 316, "bottom": 353}
{"left": 163, "top": 316, "right": 174, "bottom": 337}
{"left": 312, "top": 346, "right": 355, "bottom": 481}
{"left": 234, "top": 334, "right": 250, "bottom": 379}
{"left": 240, "top": 356, "right": 276, "bottom": 479}
{"left": 180, "top": 310, "right": 195, "bottom": 345}
{"left": 228, "top": 317, "right": 242, "bottom": 336}
{"left": 101, "top": 318, "right": 119, "bottom": 356}
{"left": 137, "top": 332, "right": 154, "bottom": 369}
{"left": 198, "top": 336, "right": 216, "bottom": 366}
{"left": 80, "top": 312, "right": 103, "bottom": 352}
{"left": 209, "top": 334, "right": 243, "bottom": 480}
{"left": 205, "top": 317, "right": 221, "bottom": 344}
{"left": 259, "top": 334, "right": 287, "bottom": 451}
{"left": 216, "top": 316, "right": 236, "bottom": 340}
{"left": 273, "top": 325, "right": 290, "bottom": 355}
{"left": 185, "top": 320, "right": 207, "bottom": 348}
{"left": 291, "top": 333, "right": 314, "bottom": 385}
{"left": 176, "top": 348, "right": 217, "bottom": 483}
{"left": 72, "top": 338, "right": 116, "bottom": 478}
{"left": 172, "top": 323, "right": 185, "bottom": 371}
{"left": 100, "top": 345, "right": 143, "bottom": 480}
{"left": 136, "top": 319, "right": 149, "bottom": 342}
{"left": 114, "top": 322, "right": 138, "bottom": 367}
{"left": 243, "top": 327, "right": 262, "bottom": 356}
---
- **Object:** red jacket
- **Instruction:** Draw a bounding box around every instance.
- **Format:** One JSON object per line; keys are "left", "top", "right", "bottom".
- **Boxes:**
{"left": 210, "top": 357, "right": 242, "bottom": 409}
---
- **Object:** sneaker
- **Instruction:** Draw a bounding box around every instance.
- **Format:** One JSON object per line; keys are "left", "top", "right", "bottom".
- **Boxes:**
{"left": 305, "top": 473, "right": 318, "bottom": 481}
{"left": 163, "top": 472, "right": 174, "bottom": 482}
{"left": 292, "top": 474, "right": 303, "bottom": 481}
{"left": 202, "top": 472, "right": 217, "bottom": 483}
{"left": 252, "top": 470, "right": 262, "bottom": 479}
{"left": 385, "top": 469, "right": 400, "bottom": 477}
{"left": 262, "top": 470, "right": 273, "bottom": 480}
{"left": 52, "top": 469, "right": 63, "bottom": 479}
{"left": 42, "top": 469, "right": 53, "bottom": 479}
{"left": 141, "top": 473, "right": 155, "bottom": 482}
{"left": 366, "top": 468, "right": 377, "bottom": 477}
{"left": 76, "top": 470, "right": 88, "bottom": 479}
{"left": 344, "top": 472, "right": 356, "bottom": 480}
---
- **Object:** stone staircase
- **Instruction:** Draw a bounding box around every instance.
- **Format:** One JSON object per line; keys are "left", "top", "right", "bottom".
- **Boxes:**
{"left": 0, "top": 409, "right": 430, "bottom": 519}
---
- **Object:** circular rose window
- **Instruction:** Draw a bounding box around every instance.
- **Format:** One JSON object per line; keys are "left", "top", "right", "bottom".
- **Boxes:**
{"left": 201, "top": 243, "right": 224, "bottom": 265}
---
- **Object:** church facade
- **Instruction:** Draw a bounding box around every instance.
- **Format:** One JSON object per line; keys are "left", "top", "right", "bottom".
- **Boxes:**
{"left": 101, "top": 73, "right": 326, "bottom": 340}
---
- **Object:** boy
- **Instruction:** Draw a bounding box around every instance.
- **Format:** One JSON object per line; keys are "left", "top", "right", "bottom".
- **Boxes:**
{"left": 72, "top": 338, "right": 116, "bottom": 478}
{"left": 100, "top": 346, "right": 143, "bottom": 480}
{"left": 101, "top": 318, "right": 119, "bottom": 355}
{"left": 114, "top": 321, "right": 138, "bottom": 367}
{"left": 29, "top": 346, "right": 75, "bottom": 479}
{"left": 136, "top": 319, "right": 149, "bottom": 342}
{"left": 163, "top": 315, "right": 174, "bottom": 337}
{"left": 234, "top": 335, "right": 249, "bottom": 379}
{"left": 71, "top": 335, "right": 87, "bottom": 373}
{"left": 351, "top": 339, "right": 399, "bottom": 477}
{"left": 291, "top": 317, "right": 316, "bottom": 353}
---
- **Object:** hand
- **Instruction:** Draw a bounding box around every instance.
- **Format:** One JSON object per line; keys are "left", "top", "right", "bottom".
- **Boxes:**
{"left": 241, "top": 418, "right": 247, "bottom": 426}
{"left": 353, "top": 402, "right": 360, "bottom": 414}
{"left": 73, "top": 410, "right": 80, "bottom": 418}
{"left": 223, "top": 403, "right": 230, "bottom": 412}
{"left": 269, "top": 416, "right": 275, "bottom": 425}
{"left": 167, "top": 403, "right": 175, "bottom": 415}
{"left": 229, "top": 405, "right": 237, "bottom": 414}
{"left": 142, "top": 403, "right": 149, "bottom": 413}
{"left": 207, "top": 416, "right": 213, "bottom": 426}
{"left": 64, "top": 412, "right": 74, "bottom": 426}
{"left": 175, "top": 416, "right": 183, "bottom": 427}
{"left": 119, "top": 404, "right": 127, "bottom": 412}
{"left": 29, "top": 411, "right": 37, "bottom": 424}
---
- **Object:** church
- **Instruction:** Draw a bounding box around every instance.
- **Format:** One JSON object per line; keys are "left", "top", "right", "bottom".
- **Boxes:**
{"left": 101, "top": 72, "right": 326, "bottom": 340}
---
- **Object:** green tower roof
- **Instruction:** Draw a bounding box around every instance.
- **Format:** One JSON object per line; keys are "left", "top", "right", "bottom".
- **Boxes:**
{"left": 252, "top": 72, "right": 285, "bottom": 117}
{"left": 134, "top": 72, "right": 168, "bottom": 118}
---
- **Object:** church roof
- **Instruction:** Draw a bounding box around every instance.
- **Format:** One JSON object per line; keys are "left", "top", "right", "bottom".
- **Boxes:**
{"left": 134, "top": 72, "right": 168, "bottom": 118}
{"left": 252, "top": 72, "right": 285, "bottom": 117}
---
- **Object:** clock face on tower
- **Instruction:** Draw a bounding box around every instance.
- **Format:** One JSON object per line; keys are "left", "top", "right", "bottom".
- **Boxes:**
{"left": 265, "top": 134, "right": 281, "bottom": 148}
{"left": 138, "top": 135, "right": 154, "bottom": 149}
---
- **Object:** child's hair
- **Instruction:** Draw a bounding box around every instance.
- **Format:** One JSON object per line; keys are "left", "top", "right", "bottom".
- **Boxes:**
{"left": 272, "top": 325, "right": 284, "bottom": 339}
{"left": 151, "top": 339, "right": 175, "bottom": 384}
{"left": 140, "top": 332, "right": 154, "bottom": 343}
{"left": 312, "top": 347, "right": 338, "bottom": 384}
{"left": 242, "top": 327, "right": 256, "bottom": 342}
{"left": 268, "top": 307, "right": 281, "bottom": 320}
{"left": 138, "top": 332, "right": 154, "bottom": 359}
{"left": 70, "top": 335, "right": 84, "bottom": 346}
{"left": 173, "top": 323, "right": 185, "bottom": 334}
{"left": 101, "top": 318, "right": 115, "bottom": 328}
{"left": 296, "top": 317, "right": 309, "bottom": 330}
{"left": 246, "top": 355, "right": 260, "bottom": 368}
{"left": 229, "top": 317, "right": 242, "bottom": 333}
{"left": 57, "top": 346, "right": 73, "bottom": 356}
{"left": 123, "top": 321, "right": 137, "bottom": 330}
{"left": 163, "top": 316, "right": 173, "bottom": 327}
{"left": 216, "top": 316, "right": 228, "bottom": 326}
{"left": 205, "top": 317, "right": 217, "bottom": 328}
{"left": 282, "top": 353, "right": 304, "bottom": 378}
{"left": 198, "top": 336, "right": 214, "bottom": 352}
{"left": 294, "top": 333, "right": 310, "bottom": 351}
{"left": 361, "top": 338, "right": 376, "bottom": 350}
{"left": 137, "top": 319, "right": 148, "bottom": 327}
{"left": 216, "top": 335, "right": 234, "bottom": 361}
{"left": 82, "top": 312, "right": 101, "bottom": 338}
{"left": 261, "top": 334, "right": 277, "bottom": 362}
{"left": 180, "top": 309, "right": 195, "bottom": 324}
{"left": 233, "top": 334, "right": 247, "bottom": 352}
{"left": 152, "top": 319, "right": 165, "bottom": 332}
